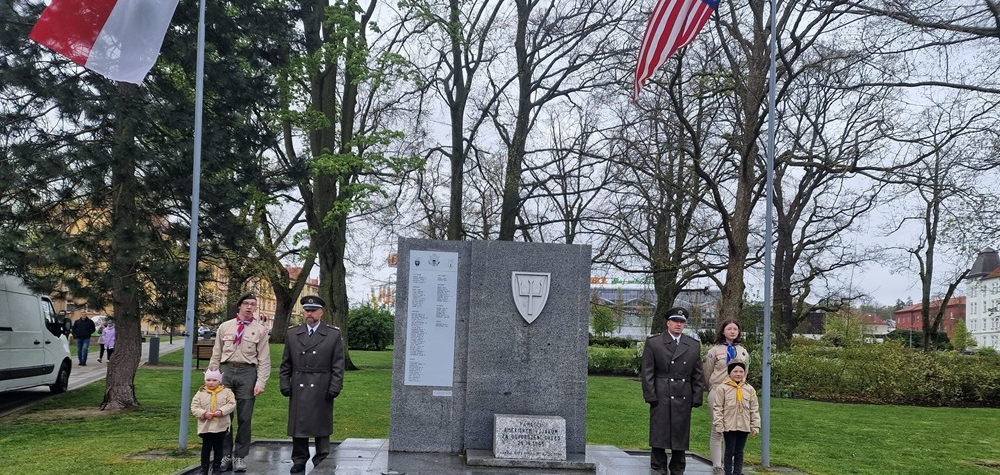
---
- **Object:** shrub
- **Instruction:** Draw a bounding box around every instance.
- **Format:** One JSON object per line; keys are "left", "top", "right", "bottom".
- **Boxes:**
{"left": 766, "top": 342, "right": 1000, "bottom": 407}
{"left": 588, "top": 346, "right": 641, "bottom": 376}
{"left": 347, "top": 306, "right": 394, "bottom": 351}
{"left": 588, "top": 334, "right": 637, "bottom": 348}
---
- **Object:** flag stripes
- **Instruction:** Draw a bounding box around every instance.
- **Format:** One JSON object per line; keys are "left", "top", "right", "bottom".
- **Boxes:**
{"left": 634, "top": 0, "right": 719, "bottom": 101}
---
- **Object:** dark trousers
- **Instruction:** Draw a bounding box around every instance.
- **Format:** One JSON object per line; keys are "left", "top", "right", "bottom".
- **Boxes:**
{"left": 99, "top": 344, "right": 106, "bottom": 359}
{"left": 291, "top": 436, "right": 331, "bottom": 467}
{"left": 723, "top": 431, "right": 749, "bottom": 475}
{"left": 106, "top": 347, "right": 115, "bottom": 360}
{"left": 221, "top": 364, "right": 257, "bottom": 458}
{"left": 200, "top": 431, "right": 225, "bottom": 468}
{"left": 650, "top": 447, "right": 686, "bottom": 475}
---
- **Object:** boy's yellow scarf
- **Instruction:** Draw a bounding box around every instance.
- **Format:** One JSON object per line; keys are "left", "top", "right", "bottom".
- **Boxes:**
{"left": 725, "top": 380, "right": 745, "bottom": 412}
{"left": 203, "top": 385, "right": 225, "bottom": 412}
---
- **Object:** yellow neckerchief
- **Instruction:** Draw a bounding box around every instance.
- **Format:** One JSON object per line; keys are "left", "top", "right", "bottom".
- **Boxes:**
{"left": 725, "top": 379, "right": 745, "bottom": 412}
{"left": 202, "top": 384, "right": 225, "bottom": 412}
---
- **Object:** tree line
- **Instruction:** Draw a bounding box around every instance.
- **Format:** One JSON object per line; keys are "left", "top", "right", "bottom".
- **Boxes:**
{"left": 2, "top": 0, "right": 999, "bottom": 409}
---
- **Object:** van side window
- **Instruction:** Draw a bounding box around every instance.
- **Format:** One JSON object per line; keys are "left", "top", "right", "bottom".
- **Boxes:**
{"left": 9, "top": 292, "right": 42, "bottom": 333}
{"left": 42, "top": 298, "right": 61, "bottom": 337}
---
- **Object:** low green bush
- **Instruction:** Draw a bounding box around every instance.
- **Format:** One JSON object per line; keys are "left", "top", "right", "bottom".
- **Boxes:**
{"left": 591, "top": 339, "right": 1000, "bottom": 407}
{"left": 769, "top": 341, "right": 1000, "bottom": 407}
{"left": 347, "top": 306, "right": 394, "bottom": 351}
{"left": 588, "top": 334, "right": 637, "bottom": 348}
{"left": 588, "top": 346, "right": 641, "bottom": 376}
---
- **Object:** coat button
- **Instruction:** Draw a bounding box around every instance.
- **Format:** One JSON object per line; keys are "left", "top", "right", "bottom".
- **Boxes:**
{"left": 298, "top": 383, "right": 304, "bottom": 387}
{"left": 312, "top": 351, "right": 317, "bottom": 354}
{"left": 309, "top": 383, "right": 315, "bottom": 387}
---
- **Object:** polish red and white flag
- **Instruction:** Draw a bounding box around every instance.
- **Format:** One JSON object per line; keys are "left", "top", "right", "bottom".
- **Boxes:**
{"left": 29, "top": 0, "right": 180, "bottom": 84}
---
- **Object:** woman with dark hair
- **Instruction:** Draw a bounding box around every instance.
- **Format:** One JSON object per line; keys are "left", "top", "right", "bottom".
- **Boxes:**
{"left": 703, "top": 318, "right": 750, "bottom": 475}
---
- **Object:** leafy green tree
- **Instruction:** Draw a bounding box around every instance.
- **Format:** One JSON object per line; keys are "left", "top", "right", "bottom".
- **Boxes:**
{"left": 282, "top": 0, "right": 421, "bottom": 369}
{"left": 0, "top": 0, "right": 296, "bottom": 409}
{"left": 347, "top": 305, "right": 394, "bottom": 351}
{"left": 590, "top": 304, "right": 616, "bottom": 338}
{"left": 951, "top": 320, "right": 976, "bottom": 353}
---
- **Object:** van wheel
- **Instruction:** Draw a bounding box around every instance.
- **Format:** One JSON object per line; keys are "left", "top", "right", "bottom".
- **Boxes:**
{"left": 50, "top": 361, "right": 70, "bottom": 394}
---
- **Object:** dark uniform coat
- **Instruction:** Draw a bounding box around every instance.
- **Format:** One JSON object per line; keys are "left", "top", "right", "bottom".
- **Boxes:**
{"left": 279, "top": 323, "right": 345, "bottom": 438}
{"left": 641, "top": 332, "right": 704, "bottom": 450}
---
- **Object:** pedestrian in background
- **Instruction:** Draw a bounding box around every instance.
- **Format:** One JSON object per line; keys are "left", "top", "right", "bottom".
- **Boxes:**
{"left": 279, "top": 295, "right": 345, "bottom": 474}
{"left": 71, "top": 315, "right": 96, "bottom": 366}
{"left": 209, "top": 292, "right": 271, "bottom": 473}
{"left": 191, "top": 369, "right": 236, "bottom": 475}
{"left": 710, "top": 361, "right": 760, "bottom": 475}
{"left": 641, "top": 307, "right": 704, "bottom": 475}
{"left": 703, "top": 318, "right": 750, "bottom": 475}
{"left": 103, "top": 320, "right": 117, "bottom": 361}
{"left": 97, "top": 321, "right": 109, "bottom": 363}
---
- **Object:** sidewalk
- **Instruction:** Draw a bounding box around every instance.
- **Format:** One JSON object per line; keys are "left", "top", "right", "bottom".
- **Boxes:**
{"left": 175, "top": 439, "right": 720, "bottom": 475}
{"left": 69, "top": 337, "right": 187, "bottom": 390}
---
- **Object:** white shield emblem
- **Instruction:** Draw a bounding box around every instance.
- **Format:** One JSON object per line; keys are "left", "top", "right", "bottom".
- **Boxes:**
{"left": 511, "top": 272, "right": 551, "bottom": 324}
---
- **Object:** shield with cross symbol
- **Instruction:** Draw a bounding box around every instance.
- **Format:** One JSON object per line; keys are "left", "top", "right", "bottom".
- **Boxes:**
{"left": 511, "top": 272, "right": 551, "bottom": 324}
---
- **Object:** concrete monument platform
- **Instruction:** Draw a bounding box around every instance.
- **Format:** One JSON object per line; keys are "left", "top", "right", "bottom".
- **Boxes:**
{"left": 174, "top": 439, "right": 718, "bottom": 474}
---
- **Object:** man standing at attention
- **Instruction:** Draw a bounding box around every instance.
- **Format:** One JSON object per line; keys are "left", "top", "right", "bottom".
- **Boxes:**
{"left": 71, "top": 314, "right": 96, "bottom": 366}
{"left": 279, "top": 295, "right": 345, "bottom": 474}
{"left": 641, "top": 307, "right": 704, "bottom": 475}
{"left": 210, "top": 292, "right": 271, "bottom": 473}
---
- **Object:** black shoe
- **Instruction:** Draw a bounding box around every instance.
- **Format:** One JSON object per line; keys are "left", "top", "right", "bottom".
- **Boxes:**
{"left": 289, "top": 464, "right": 306, "bottom": 474}
{"left": 80, "top": 363, "right": 86, "bottom": 366}
{"left": 199, "top": 466, "right": 210, "bottom": 475}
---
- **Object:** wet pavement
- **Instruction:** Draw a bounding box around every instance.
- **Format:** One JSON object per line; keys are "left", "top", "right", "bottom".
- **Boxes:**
{"left": 174, "top": 438, "right": 718, "bottom": 475}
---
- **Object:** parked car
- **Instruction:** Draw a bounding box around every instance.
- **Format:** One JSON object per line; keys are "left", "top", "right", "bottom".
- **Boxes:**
{"left": 197, "top": 326, "right": 216, "bottom": 339}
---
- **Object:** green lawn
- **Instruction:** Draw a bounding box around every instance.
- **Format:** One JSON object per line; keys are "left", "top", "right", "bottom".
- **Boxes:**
{"left": 3, "top": 347, "right": 1000, "bottom": 475}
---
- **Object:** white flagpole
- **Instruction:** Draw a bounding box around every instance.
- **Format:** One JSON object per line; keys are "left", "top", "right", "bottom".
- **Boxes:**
{"left": 761, "top": 0, "right": 779, "bottom": 467}
{"left": 178, "top": 0, "right": 207, "bottom": 450}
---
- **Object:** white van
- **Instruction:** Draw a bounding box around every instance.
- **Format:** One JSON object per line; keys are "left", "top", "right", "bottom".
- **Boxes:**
{"left": 0, "top": 274, "right": 73, "bottom": 394}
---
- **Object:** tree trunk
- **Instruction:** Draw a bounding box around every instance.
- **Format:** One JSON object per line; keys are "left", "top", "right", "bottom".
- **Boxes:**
{"left": 101, "top": 82, "right": 143, "bottom": 410}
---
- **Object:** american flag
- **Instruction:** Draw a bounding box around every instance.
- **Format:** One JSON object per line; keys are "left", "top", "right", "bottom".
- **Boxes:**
{"left": 634, "top": 0, "right": 720, "bottom": 101}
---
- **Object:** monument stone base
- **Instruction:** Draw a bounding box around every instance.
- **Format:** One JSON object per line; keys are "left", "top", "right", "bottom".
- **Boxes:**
{"left": 466, "top": 449, "right": 597, "bottom": 471}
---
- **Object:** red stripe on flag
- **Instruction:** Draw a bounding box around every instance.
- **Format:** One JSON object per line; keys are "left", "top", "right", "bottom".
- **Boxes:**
{"left": 634, "top": 0, "right": 716, "bottom": 101}
{"left": 29, "top": 0, "right": 120, "bottom": 66}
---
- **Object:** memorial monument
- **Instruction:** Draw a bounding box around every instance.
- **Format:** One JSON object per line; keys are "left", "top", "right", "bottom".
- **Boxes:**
{"left": 388, "top": 238, "right": 592, "bottom": 469}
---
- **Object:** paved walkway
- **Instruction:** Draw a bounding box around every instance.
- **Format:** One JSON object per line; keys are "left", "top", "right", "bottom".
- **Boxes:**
{"left": 69, "top": 337, "right": 188, "bottom": 390}
{"left": 175, "top": 439, "right": 719, "bottom": 475}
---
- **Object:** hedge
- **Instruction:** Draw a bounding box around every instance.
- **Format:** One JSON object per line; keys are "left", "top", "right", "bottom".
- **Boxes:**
{"left": 587, "top": 340, "right": 1000, "bottom": 407}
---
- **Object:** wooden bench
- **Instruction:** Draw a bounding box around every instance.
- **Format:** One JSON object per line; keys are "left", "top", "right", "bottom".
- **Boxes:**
{"left": 195, "top": 344, "right": 214, "bottom": 369}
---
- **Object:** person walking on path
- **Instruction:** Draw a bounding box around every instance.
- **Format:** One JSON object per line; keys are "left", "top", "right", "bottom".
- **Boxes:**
{"left": 710, "top": 362, "right": 760, "bottom": 475}
{"left": 191, "top": 369, "right": 237, "bottom": 475}
{"left": 71, "top": 315, "right": 96, "bottom": 366}
{"left": 209, "top": 292, "right": 271, "bottom": 473}
{"left": 97, "top": 321, "right": 108, "bottom": 363}
{"left": 102, "top": 320, "right": 117, "bottom": 361}
{"left": 641, "top": 307, "right": 704, "bottom": 475}
{"left": 279, "top": 295, "right": 345, "bottom": 474}
{"left": 703, "top": 318, "right": 750, "bottom": 475}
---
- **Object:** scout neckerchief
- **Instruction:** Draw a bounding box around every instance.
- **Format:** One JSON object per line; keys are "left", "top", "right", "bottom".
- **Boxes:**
{"left": 725, "top": 379, "right": 746, "bottom": 412}
{"left": 234, "top": 317, "right": 254, "bottom": 345}
{"left": 726, "top": 342, "right": 737, "bottom": 365}
{"left": 204, "top": 384, "right": 225, "bottom": 412}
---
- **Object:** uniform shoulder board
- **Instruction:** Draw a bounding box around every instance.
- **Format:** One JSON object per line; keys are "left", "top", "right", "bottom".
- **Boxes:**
{"left": 328, "top": 324, "right": 341, "bottom": 330}
{"left": 288, "top": 324, "right": 298, "bottom": 329}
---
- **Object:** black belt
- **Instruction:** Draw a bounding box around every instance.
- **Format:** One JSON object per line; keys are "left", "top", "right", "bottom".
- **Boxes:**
{"left": 222, "top": 361, "right": 256, "bottom": 368}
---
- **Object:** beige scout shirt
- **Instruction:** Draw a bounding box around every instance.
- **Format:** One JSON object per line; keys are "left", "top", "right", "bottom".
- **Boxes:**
{"left": 209, "top": 317, "right": 271, "bottom": 389}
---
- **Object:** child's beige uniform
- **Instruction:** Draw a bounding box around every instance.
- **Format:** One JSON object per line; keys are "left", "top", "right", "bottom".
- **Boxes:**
{"left": 710, "top": 380, "right": 761, "bottom": 434}
{"left": 191, "top": 385, "right": 236, "bottom": 434}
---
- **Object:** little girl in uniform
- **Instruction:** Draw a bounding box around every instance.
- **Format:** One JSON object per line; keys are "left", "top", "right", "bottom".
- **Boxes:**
{"left": 191, "top": 369, "right": 236, "bottom": 475}
{"left": 710, "top": 361, "right": 760, "bottom": 475}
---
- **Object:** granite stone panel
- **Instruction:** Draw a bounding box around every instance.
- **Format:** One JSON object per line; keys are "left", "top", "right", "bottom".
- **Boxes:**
{"left": 464, "top": 241, "right": 591, "bottom": 454}
{"left": 389, "top": 239, "right": 471, "bottom": 453}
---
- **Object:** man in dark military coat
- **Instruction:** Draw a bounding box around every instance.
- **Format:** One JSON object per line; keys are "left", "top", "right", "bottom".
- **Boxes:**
{"left": 279, "top": 295, "right": 345, "bottom": 474}
{"left": 641, "top": 307, "right": 704, "bottom": 475}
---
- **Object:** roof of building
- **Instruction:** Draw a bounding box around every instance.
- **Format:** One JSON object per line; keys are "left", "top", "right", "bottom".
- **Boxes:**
{"left": 895, "top": 296, "right": 966, "bottom": 314}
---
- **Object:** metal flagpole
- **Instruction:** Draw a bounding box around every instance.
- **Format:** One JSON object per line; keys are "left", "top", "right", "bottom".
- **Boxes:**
{"left": 178, "top": 0, "right": 208, "bottom": 450}
{"left": 761, "top": 0, "right": 779, "bottom": 467}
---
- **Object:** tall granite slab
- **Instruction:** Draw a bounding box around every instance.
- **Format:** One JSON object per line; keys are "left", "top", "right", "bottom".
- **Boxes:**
{"left": 389, "top": 238, "right": 592, "bottom": 458}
